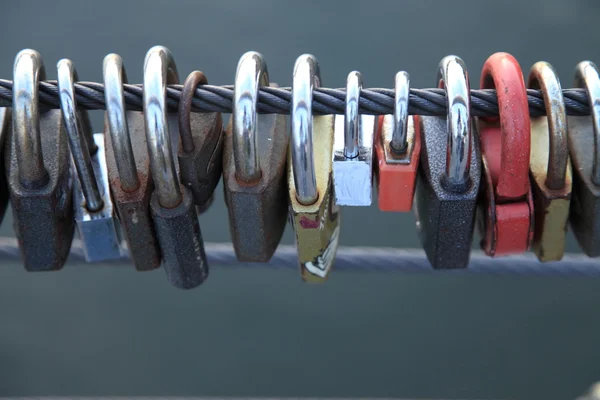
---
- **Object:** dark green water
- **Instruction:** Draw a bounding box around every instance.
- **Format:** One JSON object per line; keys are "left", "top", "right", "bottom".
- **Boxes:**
{"left": 0, "top": 0, "right": 599, "bottom": 398}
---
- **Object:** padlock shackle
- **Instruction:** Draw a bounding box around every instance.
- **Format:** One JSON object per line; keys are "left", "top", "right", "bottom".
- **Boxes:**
{"left": 57, "top": 58, "right": 104, "bottom": 212}
{"left": 390, "top": 71, "right": 410, "bottom": 153}
{"left": 291, "top": 54, "right": 321, "bottom": 205}
{"left": 480, "top": 52, "right": 530, "bottom": 200}
{"left": 178, "top": 70, "right": 208, "bottom": 154}
{"left": 13, "top": 49, "right": 49, "bottom": 188}
{"left": 343, "top": 71, "right": 362, "bottom": 159}
{"left": 574, "top": 61, "right": 600, "bottom": 186}
{"left": 232, "top": 51, "right": 269, "bottom": 184}
{"left": 103, "top": 53, "right": 140, "bottom": 193}
{"left": 437, "top": 55, "right": 471, "bottom": 189}
{"left": 143, "top": 45, "right": 182, "bottom": 209}
{"left": 528, "top": 61, "right": 568, "bottom": 191}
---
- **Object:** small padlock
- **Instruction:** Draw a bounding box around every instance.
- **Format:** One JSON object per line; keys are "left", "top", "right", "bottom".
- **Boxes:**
{"left": 0, "top": 107, "right": 11, "bottom": 224}
{"left": 177, "top": 70, "right": 223, "bottom": 213}
{"left": 57, "top": 58, "right": 123, "bottom": 262}
{"left": 288, "top": 54, "right": 340, "bottom": 282}
{"left": 414, "top": 55, "right": 481, "bottom": 269}
{"left": 374, "top": 71, "right": 420, "bottom": 212}
{"left": 144, "top": 45, "right": 208, "bottom": 289}
{"left": 6, "top": 49, "right": 74, "bottom": 271}
{"left": 332, "top": 71, "right": 376, "bottom": 206}
{"left": 477, "top": 52, "right": 534, "bottom": 256}
{"left": 528, "top": 61, "right": 572, "bottom": 262}
{"left": 103, "top": 53, "right": 161, "bottom": 271}
{"left": 568, "top": 61, "right": 600, "bottom": 256}
{"left": 223, "top": 51, "right": 288, "bottom": 262}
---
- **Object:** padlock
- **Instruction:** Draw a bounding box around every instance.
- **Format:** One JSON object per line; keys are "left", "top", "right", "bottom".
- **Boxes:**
{"left": 374, "top": 71, "right": 420, "bottom": 212}
{"left": 528, "top": 61, "right": 572, "bottom": 262}
{"left": 57, "top": 58, "right": 123, "bottom": 262}
{"left": 477, "top": 52, "right": 534, "bottom": 256}
{"left": 144, "top": 45, "right": 208, "bottom": 289}
{"left": 332, "top": 71, "right": 376, "bottom": 206}
{"left": 5, "top": 49, "right": 74, "bottom": 271}
{"left": 568, "top": 61, "right": 600, "bottom": 256}
{"left": 288, "top": 54, "right": 340, "bottom": 282}
{"left": 0, "top": 107, "right": 11, "bottom": 224}
{"left": 103, "top": 53, "right": 161, "bottom": 271}
{"left": 223, "top": 51, "right": 288, "bottom": 262}
{"left": 414, "top": 55, "right": 481, "bottom": 269}
{"left": 177, "top": 70, "right": 223, "bottom": 213}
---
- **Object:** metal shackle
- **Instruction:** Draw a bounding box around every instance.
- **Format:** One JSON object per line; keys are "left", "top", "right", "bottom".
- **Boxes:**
{"left": 232, "top": 51, "right": 269, "bottom": 184}
{"left": 103, "top": 53, "right": 140, "bottom": 192}
{"left": 437, "top": 55, "right": 472, "bottom": 189}
{"left": 528, "top": 61, "right": 568, "bottom": 190}
{"left": 574, "top": 61, "right": 600, "bottom": 185}
{"left": 13, "top": 49, "right": 48, "bottom": 187}
{"left": 343, "top": 71, "right": 362, "bottom": 159}
{"left": 178, "top": 70, "right": 207, "bottom": 154}
{"left": 291, "top": 54, "right": 321, "bottom": 205}
{"left": 391, "top": 71, "right": 410, "bottom": 153}
{"left": 143, "top": 45, "right": 181, "bottom": 209}
{"left": 57, "top": 58, "right": 103, "bottom": 212}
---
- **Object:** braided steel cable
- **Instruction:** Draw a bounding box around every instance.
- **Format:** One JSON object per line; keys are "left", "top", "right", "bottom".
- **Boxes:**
{"left": 0, "top": 79, "right": 591, "bottom": 117}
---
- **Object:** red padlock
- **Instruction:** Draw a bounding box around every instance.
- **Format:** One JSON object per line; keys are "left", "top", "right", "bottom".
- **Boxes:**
{"left": 477, "top": 52, "right": 534, "bottom": 256}
{"left": 375, "top": 71, "right": 421, "bottom": 212}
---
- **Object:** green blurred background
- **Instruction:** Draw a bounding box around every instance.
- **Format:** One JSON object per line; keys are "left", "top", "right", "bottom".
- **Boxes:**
{"left": 0, "top": 0, "right": 599, "bottom": 399}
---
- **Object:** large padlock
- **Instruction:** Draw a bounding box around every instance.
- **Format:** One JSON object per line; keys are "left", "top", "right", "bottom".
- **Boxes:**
{"left": 103, "top": 53, "right": 161, "bottom": 271}
{"left": 57, "top": 58, "right": 123, "bottom": 262}
{"left": 288, "top": 54, "right": 340, "bottom": 282}
{"left": 177, "top": 70, "right": 223, "bottom": 213}
{"left": 477, "top": 52, "right": 534, "bottom": 256}
{"left": 374, "top": 71, "right": 420, "bottom": 212}
{"left": 223, "top": 51, "right": 288, "bottom": 262}
{"left": 332, "top": 71, "right": 376, "bottom": 206}
{"left": 0, "top": 107, "right": 11, "bottom": 224}
{"left": 414, "top": 55, "right": 481, "bottom": 269}
{"left": 144, "top": 45, "right": 208, "bottom": 289}
{"left": 528, "top": 61, "right": 572, "bottom": 262}
{"left": 6, "top": 49, "right": 74, "bottom": 271}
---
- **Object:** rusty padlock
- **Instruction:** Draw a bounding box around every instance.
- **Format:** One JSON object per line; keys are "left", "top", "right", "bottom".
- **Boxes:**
{"left": 177, "top": 70, "right": 223, "bottom": 213}
{"left": 477, "top": 52, "right": 534, "bottom": 256}
{"left": 223, "top": 51, "right": 288, "bottom": 262}
{"left": 5, "top": 49, "right": 74, "bottom": 271}
{"left": 0, "top": 107, "right": 11, "bottom": 224}
{"left": 374, "top": 71, "right": 420, "bottom": 212}
{"left": 413, "top": 55, "right": 481, "bottom": 269}
{"left": 103, "top": 53, "right": 161, "bottom": 270}
{"left": 144, "top": 45, "right": 209, "bottom": 289}
{"left": 567, "top": 61, "right": 600, "bottom": 256}
{"left": 528, "top": 61, "right": 572, "bottom": 262}
{"left": 288, "top": 54, "right": 340, "bottom": 282}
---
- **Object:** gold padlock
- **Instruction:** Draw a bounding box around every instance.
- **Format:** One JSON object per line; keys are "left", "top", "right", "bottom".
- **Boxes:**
{"left": 288, "top": 54, "right": 340, "bottom": 283}
{"left": 528, "top": 61, "right": 572, "bottom": 262}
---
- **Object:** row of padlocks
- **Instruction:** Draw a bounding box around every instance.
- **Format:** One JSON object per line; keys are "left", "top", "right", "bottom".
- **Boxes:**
{"left": 0, "top": 46, "right": 598, "bottom": 289}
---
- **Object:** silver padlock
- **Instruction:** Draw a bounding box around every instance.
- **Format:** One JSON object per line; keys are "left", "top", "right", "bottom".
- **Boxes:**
{"left": 332, "top": 71, "right": 376, "bottom": 206}
{"left": 57, "top": 59, "right": 123, "bottom": 262}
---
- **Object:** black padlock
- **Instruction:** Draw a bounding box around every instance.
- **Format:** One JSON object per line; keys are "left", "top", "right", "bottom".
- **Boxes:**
{"left": 414, "top": 55, "right": 481, "bottom": 269}
{"left": 0, "top": 107, "right": 11, "bottom": 224}
{"left": 5, "top": 49, "right": 74, "bottom": 271}
{"left": 144, "top": 46, "right": 208, "bottom": 289}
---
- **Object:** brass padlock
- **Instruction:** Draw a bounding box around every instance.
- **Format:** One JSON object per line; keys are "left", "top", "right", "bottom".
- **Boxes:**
{"left": 288, "top": 54, "right": 340, "bottom": 283}
{"left": 528, "top": 61, "right": 572, "bottom": 262}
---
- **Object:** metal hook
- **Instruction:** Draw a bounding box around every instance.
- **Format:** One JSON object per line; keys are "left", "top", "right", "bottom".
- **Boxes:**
{"left": 291, "top": 54, "right": 321, "bottom": 205}
{"left": 528, "top": 61, "right": 568, "bottom": 190}
{"left": 178, "top": 70, "right": 207, "bottom": 154}
{"left": 13, "top": 49, "right": 48, "bottom": 188}
{"left": 143, "top": 45, "right": 180, "bottom": 209}
{"left": 343, "top": 71, "right": 362, "bottom": 159}
{"left": 57, "top": 58, "right": 103, "bottom": 212}
{"left": 391, "top": 71, "right": 410, "bottom": 153}
{"left": 103, "top": 53, "right": 140, "bottom": 193}
{"left": 437, "top": 55, "right": 471, "bottom": 190}
{"left": 574, "top": 61, "right": 600, "bottom": 186}
{"left": 232, "top": 51, "right": 269, "bottom": 184}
